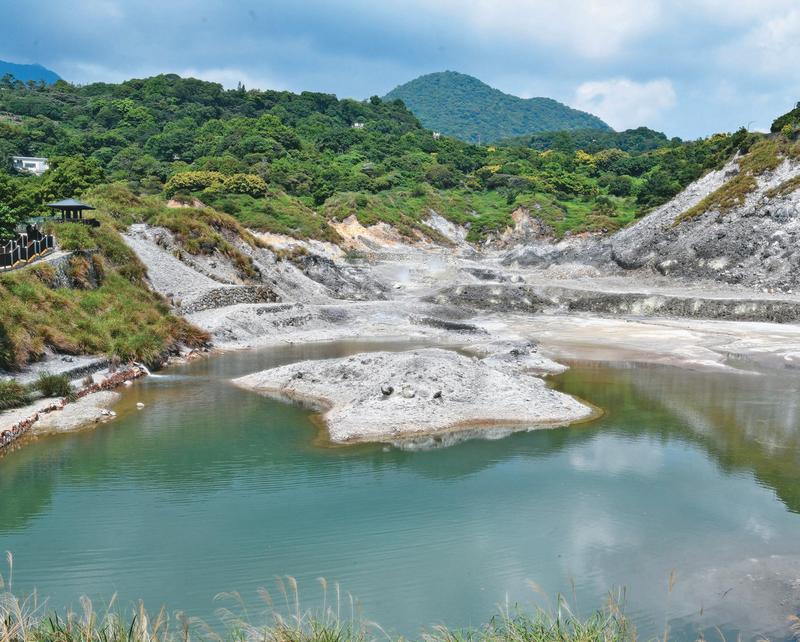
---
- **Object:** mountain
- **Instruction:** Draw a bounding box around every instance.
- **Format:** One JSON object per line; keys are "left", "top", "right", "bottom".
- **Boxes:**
{"left": 0, "top": 60, "right": 60, "bottom": 85}
{"left": 383, "top": 71, "right": 611, "bottom": 143}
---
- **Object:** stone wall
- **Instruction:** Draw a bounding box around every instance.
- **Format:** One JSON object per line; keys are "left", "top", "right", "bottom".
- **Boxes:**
{"left": 179, "top": 285, "right": 280, "bottom": 314}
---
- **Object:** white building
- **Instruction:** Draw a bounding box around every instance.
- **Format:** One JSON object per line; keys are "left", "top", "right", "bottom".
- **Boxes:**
{"left": 12, "top": 156, "right": 49, "bottom": 176}
{"left": 432, "top": 132, "right": 441, "bottom": 139}
{"left": 351, "top": 122, "right": 365, "bottom": 129}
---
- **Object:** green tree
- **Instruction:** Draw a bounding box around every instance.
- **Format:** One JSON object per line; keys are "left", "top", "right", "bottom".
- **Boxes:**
{"left": 0, "top": 204, "right": 20, "bottom": 238}
{"left": 41, "top": 156, "right": 105, "bottom": 200}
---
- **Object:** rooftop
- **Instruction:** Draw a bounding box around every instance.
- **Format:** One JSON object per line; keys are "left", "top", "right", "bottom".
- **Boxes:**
{"left": 46, "top": 199, "right": 96, "bottom": 210}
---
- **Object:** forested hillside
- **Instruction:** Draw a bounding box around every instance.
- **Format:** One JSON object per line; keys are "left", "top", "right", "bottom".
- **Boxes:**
{"left": 384, "top": 71, "right": 610, "bottom": 143}
{"left": 1, "top": 74, "right": 798, "bottom": 370}
{"left": 499, "top": 127, "right": 678, "bottom": 154}
{"left": 0, "top": 73, "right": 761, "bottom": 243}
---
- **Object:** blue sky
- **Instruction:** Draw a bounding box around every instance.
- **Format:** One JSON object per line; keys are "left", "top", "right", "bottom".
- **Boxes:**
{"left": 3, "top": 0, "right": 800, "bottom": 138}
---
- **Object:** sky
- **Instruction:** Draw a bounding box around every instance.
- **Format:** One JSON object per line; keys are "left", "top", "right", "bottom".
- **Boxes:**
{"left": 3, "top": 0, "right": 800, "bottom": 139}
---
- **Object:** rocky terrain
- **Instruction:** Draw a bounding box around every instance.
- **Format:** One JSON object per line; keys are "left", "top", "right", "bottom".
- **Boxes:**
{"left": 8, "top": 138, "right": 800, "bottom": 443}
{"left": 110, "top": 158, "right": 800, "bottom": 373}
{"left": 612, "top": 157, "right": 800, "bottom": 292}
{"left": 504, "top": 148, "right": 800, "bottom": 295}
{"left": 233, "top": 347, "right": 593, "bottom": 443}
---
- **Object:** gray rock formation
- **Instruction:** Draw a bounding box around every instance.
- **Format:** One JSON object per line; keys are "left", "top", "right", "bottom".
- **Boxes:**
{"left": 233, "top": 348, "right": 592, "bottom": 442}
{"left": 611, "top": 158, "right": 800, "bottom": 292}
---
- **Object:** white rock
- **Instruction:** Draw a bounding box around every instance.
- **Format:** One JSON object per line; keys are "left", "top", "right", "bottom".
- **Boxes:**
{"left": 233, "top": 348, "right": 591, "bottom": 443}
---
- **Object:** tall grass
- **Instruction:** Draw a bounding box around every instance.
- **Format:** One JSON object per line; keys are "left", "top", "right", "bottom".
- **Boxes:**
{"left": 0, "top": 559, "right": 636, "bottom": 642}
{"left": 33, "top": 373, "right": 72, "bottom": 398}
{"left": 0, "top": 380, "right": 30, "bottom": 410}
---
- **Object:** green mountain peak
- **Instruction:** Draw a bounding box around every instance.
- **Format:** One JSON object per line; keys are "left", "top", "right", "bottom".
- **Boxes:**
{"left": 384, "top": 71, "right": 611, "bottom": 143}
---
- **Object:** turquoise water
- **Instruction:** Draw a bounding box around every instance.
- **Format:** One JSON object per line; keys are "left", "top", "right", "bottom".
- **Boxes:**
{"left": 1, "top": 341, "right": 799, "bottom": 640}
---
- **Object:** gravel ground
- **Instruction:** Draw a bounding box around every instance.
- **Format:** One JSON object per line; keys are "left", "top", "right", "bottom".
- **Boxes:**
{"left": 31, "top": 391, "right": 120, "bottom": 434}
{"left": 233, "top": 347, "right": 593, "bottom": 442}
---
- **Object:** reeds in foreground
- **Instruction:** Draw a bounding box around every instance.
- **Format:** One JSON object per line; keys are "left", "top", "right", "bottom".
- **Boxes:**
{"left": 0, "top": 574, "right": 633, "bottom": 642}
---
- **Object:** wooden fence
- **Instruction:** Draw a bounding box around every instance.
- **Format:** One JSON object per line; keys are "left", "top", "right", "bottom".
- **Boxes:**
{"left": 0, "top": 226, "right": 55, "bottom": 271}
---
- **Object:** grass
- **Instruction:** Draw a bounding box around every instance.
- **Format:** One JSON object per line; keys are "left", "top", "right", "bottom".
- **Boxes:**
{"left": 0, "top": 570, "right": 636, "bottom": 642}
{"left": 0, "top": 217, "right": 208, "bottom": 371}
{"left": 204, "top": 191, "right": 341, "bottom": 243}
{"left": 675, "top": 136, "right": 798, "bottom": 225}
{"left": 83, "top": 184, "right": 266, "bottom": 279}
{"left": 147, "top": 207, "right": 261, "bottom": 278}
{"left": 33, "top": 372, "right": 72, "bottom": 398}
{"left": 0, "top": 373, "right": 74, "bottom": 411}
{"left": 0, "top": 379, "right": 30, "bottom": 410}
{"left": 766, "top": 175, "right": 800, "bottom": 199}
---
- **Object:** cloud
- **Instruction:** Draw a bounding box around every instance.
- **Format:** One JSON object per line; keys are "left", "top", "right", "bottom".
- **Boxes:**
{"left": 569, "top": 436, "right": 664, "bottom": 475}
{"left": 722, "top": 8, "right": 800, "bottom": 79}
{"left": 410, "top": 0, "right": 661, "bottom": 60}
{"left": 2, "top": 0, "right": 800, "bottom": 137}
{"left": 573, "top": 77, "right": 677, "bottom": 130}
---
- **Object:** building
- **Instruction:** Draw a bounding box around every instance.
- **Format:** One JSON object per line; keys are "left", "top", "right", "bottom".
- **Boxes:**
{"left": 11, "top": 156, "right": 49, "bottom": 176}
{"left": 47, "top": 198, "right": 99, "bottom": 226}
{"left": 351, "top": 122, "right": 365, "bottom": 129}
{"left": 432, "top": 132, "right": 441, "bottom": 139}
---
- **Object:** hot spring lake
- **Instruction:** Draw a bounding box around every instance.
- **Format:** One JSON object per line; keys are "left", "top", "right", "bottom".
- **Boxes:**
{"left": 2, "top": 340, "right": 799, "bottom": 640}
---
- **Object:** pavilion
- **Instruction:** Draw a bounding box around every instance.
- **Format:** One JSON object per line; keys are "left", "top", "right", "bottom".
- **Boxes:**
{"left": 46, "top": 198, "right": 98, "bottom": 225}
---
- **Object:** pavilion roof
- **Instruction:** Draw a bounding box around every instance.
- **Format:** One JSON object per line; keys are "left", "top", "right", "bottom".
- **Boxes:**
{"left": 46, "top": 198, "right": 95, "bottom": 210}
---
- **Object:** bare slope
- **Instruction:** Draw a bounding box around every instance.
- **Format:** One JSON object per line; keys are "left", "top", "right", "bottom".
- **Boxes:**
{"left": 610, "top": 138, "right": 800, "bottom": 292}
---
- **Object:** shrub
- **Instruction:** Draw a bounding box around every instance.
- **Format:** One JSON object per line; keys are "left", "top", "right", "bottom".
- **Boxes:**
{"left": 0, "top": 379, "right": 31, "bottom": 410}
{"left": 425, "top": 163, "right": 459, "bottom": 189}
{"left": 34, "top": 372, "right": 73, "bottom": 398}
{"left": 67, "top": 255, "right": 95, "bottom": 289}
{"left": 607, "top": 175, "right": 634, "bottom": 197}
{"left": 54, "top": 223, "right": 97, "bottom": 251}
{"left": 165, "top": 171, "right": 268, "bottom": 197}
{"left": 222, "top": 173, "right": 268, "bottom": 196}
{"left": 164, "top": 170, "right": 225, "bottom": 196}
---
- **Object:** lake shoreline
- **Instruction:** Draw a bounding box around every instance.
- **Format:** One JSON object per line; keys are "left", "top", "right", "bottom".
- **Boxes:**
{"left": 4, "top": 307, "right": 800, "bottom": 454}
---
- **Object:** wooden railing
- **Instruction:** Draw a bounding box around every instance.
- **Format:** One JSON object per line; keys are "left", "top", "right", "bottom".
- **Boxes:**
{"left": 0, "top": 226, "right": 56, "bottom": 271}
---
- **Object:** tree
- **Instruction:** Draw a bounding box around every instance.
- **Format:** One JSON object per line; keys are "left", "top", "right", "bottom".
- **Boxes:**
{"left": 424, "top": 164, "right": 459, "bottom": 189}
{"left": 607, "top": 175, "right": 634, "bottom": 197}
{"left": 0, "top": 204, "right": 21, "bottom": 239}
{"left": 637, "top": 171, "right": 680, "bottom": 207}
{"left": 41, "top": 156, "right": 105, "bottom": 200}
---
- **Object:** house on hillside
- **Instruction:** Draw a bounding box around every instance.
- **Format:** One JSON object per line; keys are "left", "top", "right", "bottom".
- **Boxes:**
{"left": 432, "top": 132, "right": 441, "bottom": 139}
{"left": 351, "top": 122, "right": 365, "bottom": 129}
{"left": 12, "top": 156, "right": 49, "bottom": 176}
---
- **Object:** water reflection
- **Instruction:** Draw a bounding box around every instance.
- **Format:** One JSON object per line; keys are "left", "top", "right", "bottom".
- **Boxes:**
{"left": 1, "top": 346, "right": 799, "bottom": 641}
{"left": 554, "top": 363, "right": 800, "bottom": 513}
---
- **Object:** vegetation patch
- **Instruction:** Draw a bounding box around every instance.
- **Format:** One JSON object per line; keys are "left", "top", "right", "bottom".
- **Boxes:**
{"left": 675, "top": 137, "right": 789, "bottom": 225}
{"left": 766, "top": 175, "right": 800, "bottom": 199}
{"left": 0, "top": 218, "right": 208, "bottom": 370}
{"left": 33, "top": 372, "right": 72, "bottom": 398}
{"left": 149, "top": 207, "right": 260, "bottom": 278}
{"left": 0, "top": 74, "right": 781, "bottom": 247}
{"left": 202, "top": 190, "right": 341, "bottom": 242}
{"left": 0, "top": 378, "right": 30, "bottom": 410}
{"left": 0, "top": 579, "right": 636, "bottom": 642}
